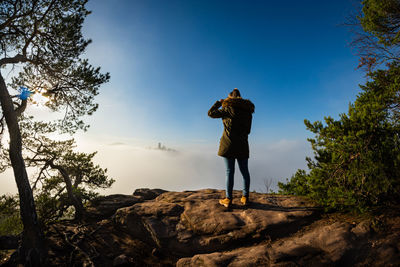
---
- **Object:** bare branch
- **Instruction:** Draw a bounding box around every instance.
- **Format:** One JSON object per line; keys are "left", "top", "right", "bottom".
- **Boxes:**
{"left": 0, "top": 54, "right": 28, "bottom": 66}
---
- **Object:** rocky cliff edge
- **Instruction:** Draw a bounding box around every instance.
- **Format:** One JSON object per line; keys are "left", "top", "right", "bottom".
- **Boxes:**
{"left": 40, "top": 189, "right": 400, "bottom": 266}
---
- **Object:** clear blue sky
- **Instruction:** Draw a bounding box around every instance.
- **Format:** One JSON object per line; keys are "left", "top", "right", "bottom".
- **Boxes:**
{"left": 82, "top": 0, "right": 364, "bottom": 145}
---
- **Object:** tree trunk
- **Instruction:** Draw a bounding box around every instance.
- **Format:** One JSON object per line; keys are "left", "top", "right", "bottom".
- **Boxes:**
{"left": 0, "top": 73, "right": 44, "bottom": 265}
{"left": 49, "top": 161, "right": 85, "bottom": 220}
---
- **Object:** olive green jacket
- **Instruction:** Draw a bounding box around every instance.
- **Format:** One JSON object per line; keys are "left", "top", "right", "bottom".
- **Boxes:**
{"left": 208, "top": 97, "right": 255, "bottom": 158}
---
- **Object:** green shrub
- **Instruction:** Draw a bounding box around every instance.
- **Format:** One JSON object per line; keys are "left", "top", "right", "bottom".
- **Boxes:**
{"left": 0, "top": 195, "right": 22, "bottom": 235}
{"left": 279, "top": 64, "right": 400, "bottom": 212}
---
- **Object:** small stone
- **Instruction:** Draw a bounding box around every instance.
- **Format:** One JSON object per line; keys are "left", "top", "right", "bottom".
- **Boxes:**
{"left": 152, "top": 248, "right": 162, "bottom": 258}
{"left": 351, "top": 221, "right": 371, "bottom": 238}
{"left": 113, "top": 254, "right": 131, "bottom": 266}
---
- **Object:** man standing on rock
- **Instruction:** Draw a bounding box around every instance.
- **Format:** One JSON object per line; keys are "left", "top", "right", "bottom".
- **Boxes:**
{"left": 208, "top": 88, "right": 255, "bottom": 208}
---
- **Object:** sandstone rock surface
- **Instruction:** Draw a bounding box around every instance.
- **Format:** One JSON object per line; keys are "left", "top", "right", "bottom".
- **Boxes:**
{"left": 41, "top": 189, "right": 400, "bottom": 266}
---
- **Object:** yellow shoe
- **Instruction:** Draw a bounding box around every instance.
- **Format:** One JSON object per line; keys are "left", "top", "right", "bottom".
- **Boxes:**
{"left": 219, "top": 198, "right": 232, "bottom": 208}
{"left": 240, "top": 196, "right": 249, "bottom": 206}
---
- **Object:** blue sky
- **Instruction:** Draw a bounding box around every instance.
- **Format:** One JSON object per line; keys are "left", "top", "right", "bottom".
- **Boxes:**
{"left": 81, "top": 0, "right": 364, "bottom": 145}
{"left": 1, "top": 0, "right": 368, "bottom": 195}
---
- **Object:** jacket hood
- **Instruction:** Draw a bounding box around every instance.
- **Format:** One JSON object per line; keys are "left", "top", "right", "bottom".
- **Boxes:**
{"left": 222, "top": 97, "right": 255, "bottom": 113}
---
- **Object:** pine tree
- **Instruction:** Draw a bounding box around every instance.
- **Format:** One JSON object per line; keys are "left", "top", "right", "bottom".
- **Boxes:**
{"left": 280, "top": 0, "right": 400, "bottom": 211}
{"left": 0, "top": 1, "right": 109, "bottom": 264}
{"left": 279, "top": 63, "right": 400, "bottom": 211}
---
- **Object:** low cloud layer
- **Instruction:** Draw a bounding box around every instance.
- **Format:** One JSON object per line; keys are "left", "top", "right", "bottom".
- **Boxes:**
{"left": 0, "top": 138, "right": 312, "bottom": 196}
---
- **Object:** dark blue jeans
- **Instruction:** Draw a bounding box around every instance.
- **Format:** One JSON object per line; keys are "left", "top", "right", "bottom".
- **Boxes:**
{"left": 223, "top": 158, "right": 250, "bottom": 199}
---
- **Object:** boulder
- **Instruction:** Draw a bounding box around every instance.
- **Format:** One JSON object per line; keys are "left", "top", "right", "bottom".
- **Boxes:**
{"left": 133, "top": 188, "right": 168, "bottom": 200}
{"left": 86, "top": 194, "right": 143, "bottom": 219}
{"left": 115, "top": 189, "right": 318, "bottom": 257}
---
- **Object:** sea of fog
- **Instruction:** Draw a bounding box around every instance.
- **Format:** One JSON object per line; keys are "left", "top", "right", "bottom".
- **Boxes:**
{"left": 0, "top": 137, "right": 312, "bottom": 196}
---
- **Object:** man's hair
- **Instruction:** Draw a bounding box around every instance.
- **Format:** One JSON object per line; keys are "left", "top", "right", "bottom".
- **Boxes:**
{"left": 229, "top": 88, "right": 241, "bottom": 98}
